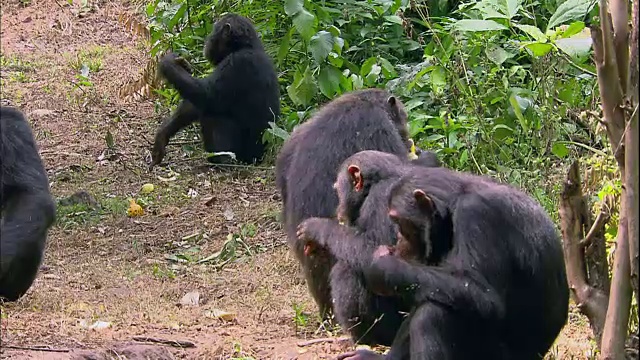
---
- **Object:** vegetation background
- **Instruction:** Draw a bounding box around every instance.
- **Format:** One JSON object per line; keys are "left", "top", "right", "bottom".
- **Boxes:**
{"left": 0, "top": 0, "right": 637, "bottom": 358}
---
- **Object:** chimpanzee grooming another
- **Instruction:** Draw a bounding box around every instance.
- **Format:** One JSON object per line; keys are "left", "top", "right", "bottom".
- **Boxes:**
{"left": 275, "top": 89, "right": 415, "bottom": 322}
{"left": 151, "top": 13, "right": 280, "bottom": 166}
{"left": 0, "top": 107, "right": 56, "bottom": 302}
{"left": 336, "top": 152, "right": 569, "bottom": 360}
{"left": 296, "top": 151, "right": 421, "bottom": 346}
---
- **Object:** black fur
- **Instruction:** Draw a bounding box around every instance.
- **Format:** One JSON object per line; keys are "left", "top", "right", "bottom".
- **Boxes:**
{"left": 276, "top": 89, "right": 409, "bottom": 316}
{"left": 0, "top": 107, "right": 56, "bottom": 302}
{"left": 152, "top": 13, "right": 280, "bottom": 166}
{"left": 275, "top": 89, "right": 412, "bottom": 320}
{"left": 297, "top": 151, "right": 419, "bottom": 346}
{"left": 338, "top": 154, "right": 569, "bottom": 360}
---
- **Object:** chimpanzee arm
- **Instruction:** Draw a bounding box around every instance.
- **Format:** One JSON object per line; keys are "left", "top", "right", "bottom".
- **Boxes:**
{"left": 0, "top": 112, "right": 56, "bottom": 278}
{"left": 297, "top": 217, "right": 377, "bottom": 269}
{"left": 365, "top": 256, "right": 504, "bottom": 322}
{"left": 0, "top": 192, "right": 56, "bottom": 269}
{"left": 158, "top": 53, "right": 211, "bottom": 112}
{"left": 366, "top": 192, "right": 513, "bottom": 322}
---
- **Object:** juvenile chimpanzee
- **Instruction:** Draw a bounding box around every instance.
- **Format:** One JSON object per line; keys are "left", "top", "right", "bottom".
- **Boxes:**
{"left": 337, "top": 156, "right": 569, "bottom": 360}
{"left": 275, "top": 89, "right": 414, "bottom": 320}
{"left": 0, "top": 107, "right": 56, "bottom": 302}
{"left": 151, "top": 13, "right": 280, "bottom": 166}
{"left": 296, "top": 151, "right": 426, "bottom": 346}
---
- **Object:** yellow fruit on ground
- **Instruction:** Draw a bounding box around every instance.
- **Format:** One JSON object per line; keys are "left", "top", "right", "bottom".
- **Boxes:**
{"left": 140, "top": 183, "right": 155, "bottom": 194}
{"left": 127, "top": 198, "right": 144, "bottom": 217}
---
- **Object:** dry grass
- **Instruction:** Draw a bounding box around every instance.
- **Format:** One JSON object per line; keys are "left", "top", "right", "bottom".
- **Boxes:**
{"left": 0, "top": 0, "right": 593, "bottom": 358}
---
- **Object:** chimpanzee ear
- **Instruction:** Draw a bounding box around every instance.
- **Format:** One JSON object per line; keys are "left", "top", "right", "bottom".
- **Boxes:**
{"left": 413, "top": 189, "right": 435, "bottom": 216}
{"left": 223, "top": 23, "right": 231, "bottom": 35}
{"left": 387, "top": 96, "right": 397, "bottom": 106}
{"left": 388, "top": 208, "right": 399, "bottom": 222}
{"left": 347, "top": 164, "right": 363, "bottom": 192}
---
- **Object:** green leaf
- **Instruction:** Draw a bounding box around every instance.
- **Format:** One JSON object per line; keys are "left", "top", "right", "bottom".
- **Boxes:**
{"left": 561, "top": 21, "right": 586, "bottom": 38}
{"left": 383, "top": 15, "right": 403, "bottom": 25}
{"left": 502, "top": 0, "right": 523, "bottom": 19}
{"left": 360, "top": 57, "right": 377, "bottom": 77}
{"left": 168, "top": 3, "right": 187, "bottom": 30}
{"left": 524, "top": 42, "right": 553, "bottom": 57}
{"left": 365, "top": 64, "right": 382, "bottom": 84}
{"left": 350, "top": 74, "right": 364, "bottom": 90}
{"left": 485, "top": 44, "right": 515, "bottom": 66}
{"left": 266, "top": 122, "right": 290, "bottom": 141}
{"left": 293, "top": 9, "right": 317, "bottom": 40}
{"left": 555, "top": 36, "right": 592, "bottom": 58}
{"left": 277, "top": 28, "right": 294, "bottom": 65}
{"left": 284, "top": 0, "right": 303, "bottom": 16}
{"left": 551, "top": 142, "right": 569, "bottom": 158}
{"left": 515, "top": 24, "right": 547, "bottom": 42}
{"left": 453, "top": 19, "right": 508, "bottom": 32}
{"left": 105, "top": 130, "right": 114, "bottom": 149}
{"left": 459, "top": 149, "right": 469, "bottom": 166}
{"left": 379, "top": 57, "right": 397, "bottom": 78}
{"left": 508, "top": 93, "right": 529, "bottom": 132}
{"left": 287, "top": 67, "right": 317, "bottom": 106}
{"left": 430, "top": 66, "right": 446, "bottom": 94}
{"left": 318, "top": 65, "right": 343, "bottom": 98}
{"left": 547, "top": 0, "right": 597, "bottom": 31}
{"left": 309, "top": 31, "right": 334, "bottom": 63}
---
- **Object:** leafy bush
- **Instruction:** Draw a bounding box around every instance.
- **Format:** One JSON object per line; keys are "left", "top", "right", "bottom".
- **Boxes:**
{"left": 144, "top": 0, "right": 601, "bottom": 199}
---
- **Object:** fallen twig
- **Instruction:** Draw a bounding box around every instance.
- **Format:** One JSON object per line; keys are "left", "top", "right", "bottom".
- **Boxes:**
{"left": 2, "top": 345, "right": 70, "bottom": 353}
{"left": 297, "top": 336, "right": 352, "bottom": 347}
{"left": 132, "top": 336, "right": 196, "bottom": 348}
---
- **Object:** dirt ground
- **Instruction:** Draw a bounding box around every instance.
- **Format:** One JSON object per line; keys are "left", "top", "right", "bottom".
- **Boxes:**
{"left": 0, "top": 0, "right": 594, "bottom": 359}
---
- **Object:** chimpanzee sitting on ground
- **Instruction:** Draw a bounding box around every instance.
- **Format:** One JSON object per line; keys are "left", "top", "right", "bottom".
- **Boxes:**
{"left": 275, "top": 88, "right": 415, "bottom": 325}
{"left": 151, "top": 13, "right": 280, "bottom": 166}
{"left": 332, "top": 151, "right": 569, "bottom": 360}
{"left": 296, "top": 151, "right": 442, "bottom": 346}
{"left": 0, "top": 106, "right": 56, "bottom": 302}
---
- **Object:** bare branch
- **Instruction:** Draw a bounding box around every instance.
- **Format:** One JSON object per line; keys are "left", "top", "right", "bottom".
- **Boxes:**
{"left": 579, "top": 210, "right": 610, "bottom": 248}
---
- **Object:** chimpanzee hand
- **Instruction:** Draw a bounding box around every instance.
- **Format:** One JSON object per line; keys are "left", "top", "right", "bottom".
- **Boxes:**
{"left": 159, "top": 52, "right": 193, "bottom": 76}
{"left": 336, "top": 349, "right": 384, "bottom": 360}
{"left": 366, "top": 247, "right": 404, "bottom": 296}
{"left": 150, "top": 133, "right": 168, "bottom": 167}
{"left": 373, "top": 245, "right": 394, "bottom": 259}
{"left": 296, "top": 217, "right": 332, "bottom": 256}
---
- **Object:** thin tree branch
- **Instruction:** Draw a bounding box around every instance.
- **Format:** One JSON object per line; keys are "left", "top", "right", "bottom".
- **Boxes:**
{"left": 579, "top": 210, "right": 610, "bottom": 248}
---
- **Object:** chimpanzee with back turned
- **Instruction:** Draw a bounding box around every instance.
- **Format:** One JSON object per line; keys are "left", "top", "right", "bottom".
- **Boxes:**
{"left": 0, "top": 106, "right": 56, "bottom": 302}
{"left": 296, "top": 151, "right": 422, "bottom": 345}
{"left": 275, "top": 88, "right": 416, "bottom": 325}
{"left": 151, "top": 13, "right": 280, "bottom": 166}
{"left": 330, "top": 151, "right": 569, "bottom": 360}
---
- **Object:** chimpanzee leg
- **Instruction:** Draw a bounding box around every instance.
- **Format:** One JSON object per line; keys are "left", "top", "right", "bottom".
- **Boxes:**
{"left": 330, "top": 262, "right": 406, "bottom": 347}
{"left": 151, "top": 101, "right": 199, "bottom": 166}
{"left": 408, "top": 303, "right": 507, "bottom": 360}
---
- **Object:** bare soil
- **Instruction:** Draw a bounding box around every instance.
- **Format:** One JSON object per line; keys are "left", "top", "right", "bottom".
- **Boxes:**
{"left": 0, "top": 0, "right": 593, "bottom": 359}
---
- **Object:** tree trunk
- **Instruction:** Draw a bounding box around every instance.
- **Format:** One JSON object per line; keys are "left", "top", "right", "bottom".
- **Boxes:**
{"left": 559, "top": 161, "right": 610, "bottom": 344}
{"left": 593, "top": 0, "right": 634, "bottom": 358}
{"left": 627, "top": 0, "right": 639, "bottom": 313}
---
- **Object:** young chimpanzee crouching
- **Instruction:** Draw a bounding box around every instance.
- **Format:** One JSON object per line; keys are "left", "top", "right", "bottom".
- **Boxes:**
{"left": 151, "top": 13, "right": 280, "bottom": 166}
{"left": 0, "top": 107, "right": 56, "bottom": 302}
{"left": 275, "top": 89, "right": 415, "bottom": 322}
{"left": 338, "top": 155, "right": 569, "bottom": 360}
{"left": 296, "top": 151, "right": 419, "bottom": 346}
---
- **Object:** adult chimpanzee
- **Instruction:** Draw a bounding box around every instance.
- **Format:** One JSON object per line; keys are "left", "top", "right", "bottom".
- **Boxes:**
{"left": 151, "top": 13, "right": 280, "bottom": 166}
{"left": 0, "top": 107, "right": 56, "bottom": 302}
{"left": 275, "top": 88, "right": 415, "bottom": 322}
{"left": 296, "top": 151, "right": 421, "bottom": 346}
{"left": 334, "top": 152, "right": 569, "bottom": 360}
